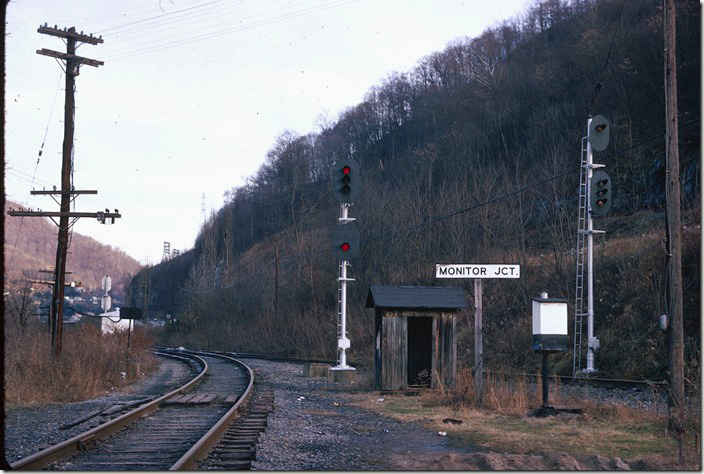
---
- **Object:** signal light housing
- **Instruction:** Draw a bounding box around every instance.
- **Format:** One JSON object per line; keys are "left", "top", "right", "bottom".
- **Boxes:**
{"left": 332, "top": 223, "right": 360, "bottom": 260}
{"left": 589, "top": 115, "right": 610, "bottom": 151}
{"left": 333, "top": 159, "right": 360, "bottom": 203}
{"left": 590, "top": 169, "right": 613, "bottom": 217}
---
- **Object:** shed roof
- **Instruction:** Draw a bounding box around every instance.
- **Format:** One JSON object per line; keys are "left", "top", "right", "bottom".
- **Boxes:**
{"left": 366, "top": 285, "right": 467, "bottom": 310}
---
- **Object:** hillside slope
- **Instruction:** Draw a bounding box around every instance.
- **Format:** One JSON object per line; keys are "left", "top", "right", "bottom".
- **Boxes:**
{"left": 4, "top": 200, "right": 141, "bottom": 298}
{"left": 131, "top": 0, "right": 700, "bottom": 380}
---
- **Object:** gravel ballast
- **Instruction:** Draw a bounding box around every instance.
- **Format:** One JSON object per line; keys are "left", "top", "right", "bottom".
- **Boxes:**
{"left": 245, "top": 359, "right": 477, "bottom": 470}
{"left": 4, "top": 354, "right": 687, "bottom": 470}
{"left": 4, "top": 355, "right": 194, "bottom": 464}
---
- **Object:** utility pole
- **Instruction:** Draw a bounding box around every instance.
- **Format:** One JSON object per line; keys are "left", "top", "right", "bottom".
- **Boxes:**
{"left": 663, "top": 0, "right": 685, "bottom": 458}
{"left": 274, "top": 245, "right": 279, "bottom": 318}
{"left": 6, "top": 25, "right": 119, "bottom": 358}
{"left": 474, "top": 280, "right": 483, "bottom": 403}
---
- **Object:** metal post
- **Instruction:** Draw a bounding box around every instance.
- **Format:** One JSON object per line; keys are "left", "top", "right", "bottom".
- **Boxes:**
{"left": 127, "top": 319, "right": 132, "bottom": 351}
{"left": 340, "top": 258, "right": 348, "bottom": 367}
{"left": 474, "top": 279, "right": 483, "bottom": 403}
{"left": 585, "top": 117, "right": 596, "bottom": 373}
{"left": 542, "top": 352, "right": 549, "bottom": 407}
{"left": 332, "top": 203, "right": 355, "bottom": 372}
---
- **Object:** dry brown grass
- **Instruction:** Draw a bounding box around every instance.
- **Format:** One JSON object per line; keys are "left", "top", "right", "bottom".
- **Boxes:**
{"left": 344, "top": 368, "right": 700, "bottom": 467}
{"left": 443, "top": 368, "right": 547, "bottom": 414}
{"left": 4, "top": 323, "right": 158, "bottom": 405}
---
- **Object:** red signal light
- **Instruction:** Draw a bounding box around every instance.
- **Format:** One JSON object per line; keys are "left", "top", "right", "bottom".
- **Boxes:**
{"left": 341, "top": 242, "right": 351, "bottom": 252}
{"left": 342, "top": 166, "right": 351, "bottom": 175}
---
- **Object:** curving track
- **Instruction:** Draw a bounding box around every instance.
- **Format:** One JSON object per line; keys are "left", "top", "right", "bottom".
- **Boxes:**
{"left": 11, "top": 350, "right": 258, "bottom": 471}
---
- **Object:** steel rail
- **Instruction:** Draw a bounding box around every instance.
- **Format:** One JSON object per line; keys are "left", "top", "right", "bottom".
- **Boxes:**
{"left": 9, "top": 352, "right": 208, "bottom": 470}
{"left": 169, "top": 350, "right": 254, "bottom": 470}
{"left": 203, "top": 347, "right": 688, "bottom": 392}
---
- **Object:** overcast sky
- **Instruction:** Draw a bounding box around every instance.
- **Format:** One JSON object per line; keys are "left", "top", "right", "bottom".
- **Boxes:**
{"left": 6, "top": 0, "right": 529, "bottom": 265}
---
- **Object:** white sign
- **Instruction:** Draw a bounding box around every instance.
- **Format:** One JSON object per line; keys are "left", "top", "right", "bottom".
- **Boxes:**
{"left": 101, "top": 295, "right": 112, "bottom": 312}
{"left": 435, "top": 264, "right": 521, "bottom": 279}
{"left": 102, "top": 275, "right": 112, "bottom": 292}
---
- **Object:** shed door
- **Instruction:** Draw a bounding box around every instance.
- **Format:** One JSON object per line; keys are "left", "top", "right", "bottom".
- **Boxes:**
{"left": 381, "top": 315, "right": 407, "bottom": 390}
{"left": 407, "top": 316, "right": 433, "bottom": 386}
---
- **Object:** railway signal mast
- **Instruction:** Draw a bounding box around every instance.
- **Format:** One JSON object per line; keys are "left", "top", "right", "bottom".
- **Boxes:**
{"left": 573, "top": 115, "right": 612, "bottom": 375}
{"left": 331, "top": 159, "right": 361, "bottom": 377}
{"left": 7, "top": 25, "right": 120, "bottom": 358}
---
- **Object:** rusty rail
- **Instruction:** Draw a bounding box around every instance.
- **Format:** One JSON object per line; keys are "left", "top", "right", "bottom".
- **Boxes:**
{"left": 169, "top": 351, "right": 254, "bottom": 470}
{"left": 10, "top": 351, "right": 208, "bottom": 470}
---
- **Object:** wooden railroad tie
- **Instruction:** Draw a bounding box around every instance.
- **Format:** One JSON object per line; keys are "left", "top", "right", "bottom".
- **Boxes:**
{"left": 198, "top": 383, "right": 275, "bottom": 470}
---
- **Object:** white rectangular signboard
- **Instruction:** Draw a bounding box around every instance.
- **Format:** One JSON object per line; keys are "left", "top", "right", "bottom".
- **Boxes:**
{"left": 435, "top": 264, "right": 520, "bottom": 279}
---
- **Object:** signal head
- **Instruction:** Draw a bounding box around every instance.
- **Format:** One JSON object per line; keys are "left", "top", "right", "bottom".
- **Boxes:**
{"left": 589, "top": 115, "right": 610, "bottom": 151}
{"left": 590, "top": 169, "right": 613, "bottom": 216}
{"left": 332, "top": 159, "right": 360, "bottom": 203}
{"left": 332, "top": 223, "right": 360, "bottom": 260}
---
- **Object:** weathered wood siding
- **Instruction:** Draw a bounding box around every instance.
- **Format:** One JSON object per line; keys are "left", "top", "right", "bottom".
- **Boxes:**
{"left": 375, "top": 308, "right": 457, "bottom": 391}
{"left": 432, "top": 312, "right": 456, "bottom": 388}
{"left": 375, "top": 309, "right": 382, "bottom": 389}
{"left": 380, "top": 311, "right": 407, "bottom": 390}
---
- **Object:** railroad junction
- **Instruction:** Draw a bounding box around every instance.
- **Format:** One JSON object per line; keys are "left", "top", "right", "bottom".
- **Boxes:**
{"left": 4, "top": 348, "right": 683, "bottom": 471}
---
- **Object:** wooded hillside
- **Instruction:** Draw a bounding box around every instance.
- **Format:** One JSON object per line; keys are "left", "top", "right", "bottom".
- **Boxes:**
{"left": 129, "top": 0, "right": 700, "bottom": 380}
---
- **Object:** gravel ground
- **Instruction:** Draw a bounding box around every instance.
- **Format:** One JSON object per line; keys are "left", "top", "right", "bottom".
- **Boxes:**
{"left": 540, "top": 382, "right": 670, "bottom": 412}
{"left": 246, "top": 359, "right": 478, "bottom": 471}
{"left": 4, "top": 354, "right": 694, "bottom": 470}
{"left": 3, "top": 355, "right": 195, "bottom": 464}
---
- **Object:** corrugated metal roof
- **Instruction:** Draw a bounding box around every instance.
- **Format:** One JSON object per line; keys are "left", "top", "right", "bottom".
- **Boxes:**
{"left": 366, "top": 285, "right": 467, "bottom": 309}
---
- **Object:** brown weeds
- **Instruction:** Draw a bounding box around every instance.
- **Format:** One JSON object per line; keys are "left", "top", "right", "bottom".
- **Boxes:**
{"left": 4, "top": 323, "right": 158, "bottom": 405}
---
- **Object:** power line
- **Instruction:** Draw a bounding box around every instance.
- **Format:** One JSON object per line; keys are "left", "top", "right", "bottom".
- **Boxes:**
{"left": 105, "top": 0, "right": 350, "bottom": 60}
{"left": 176, "top": 259, "right": 276, "bottom": 293}
{"left": 103, "top": 0, "right": 352, "bottom": 61}
{"left": 98, "top": 0, "right": 229, "bottom": 35}
{"left": 54, "top": 0, "right": 208, "bottom": 29}
{"left": 588, "top": 0, "right": 627, "bottom": 111}
{"left": 55, "top": 0, "right": 229, "bottom": 34}
{"left": 363, "top": 117, "right": 699, "bottom": 246}
{"left": 102, "top": 0, "right": 294, "bottom": 47}
{"left": 174, "top": 114, "right": 698, "bottom": 294}
{"left": 178, "top": 117, "right": 700, "bottom": 283}
{"left": 6, "top": 72, "right": 64, "bottom": 276}
{"left": 6, "top": 168, "right": 110, "bottom": 209}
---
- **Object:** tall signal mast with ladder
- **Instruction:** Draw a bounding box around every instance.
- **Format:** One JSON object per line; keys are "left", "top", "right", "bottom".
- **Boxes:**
{"left": 573, "top": 115, "right": 612, "bottom": 375}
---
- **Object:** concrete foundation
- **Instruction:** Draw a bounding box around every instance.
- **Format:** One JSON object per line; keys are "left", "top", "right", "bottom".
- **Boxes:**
{"left": 303, "top": 363, "right": 331, "bottom": 378}
{"left": 331, "top": 368, "right": 357, "bottom": 383}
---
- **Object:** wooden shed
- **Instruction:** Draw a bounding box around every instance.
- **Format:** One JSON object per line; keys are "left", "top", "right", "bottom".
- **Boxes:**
{"left": 366, "top": 285, "right": 466, "bottom": 391}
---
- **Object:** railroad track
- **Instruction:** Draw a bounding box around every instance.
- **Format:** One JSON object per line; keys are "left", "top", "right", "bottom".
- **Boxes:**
{"left": 10, "top": 349, "right": 273, "bottom": 471}
{"left": 194, "top": 347, "right": 678, "bottom": 393}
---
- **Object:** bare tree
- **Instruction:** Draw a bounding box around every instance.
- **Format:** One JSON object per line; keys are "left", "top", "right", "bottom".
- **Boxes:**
{"left": 5, "top": 278, "right": 38, "bottom": 334}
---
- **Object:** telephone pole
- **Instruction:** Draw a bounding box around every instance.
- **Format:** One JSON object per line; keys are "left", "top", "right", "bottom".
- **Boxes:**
{"left": 7, "top": 25, "right": 120, "bottom": 358}
{"left": 663, "top": 0, "right": 685, "bottom": 457}
{"left": 274, "top": 245, "right": 279, "bottom": 318}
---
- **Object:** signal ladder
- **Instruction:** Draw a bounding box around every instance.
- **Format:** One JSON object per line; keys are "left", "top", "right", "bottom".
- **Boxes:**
{"left": 572, "top": 137, "right": 589, "bottom": 375}
{"left": 336, "top": 260, "right": 344, "bottom": 346}
{"left": 335, "top": 259, "right": 353, "bottom": 367}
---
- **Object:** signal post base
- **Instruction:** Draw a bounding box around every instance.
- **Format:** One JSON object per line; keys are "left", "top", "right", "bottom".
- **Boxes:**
{"left": 330, "top": 366, "right": 357, "bottom": 383}
{"left": 303, "top": 363, "right": 331, "bottom": 378}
